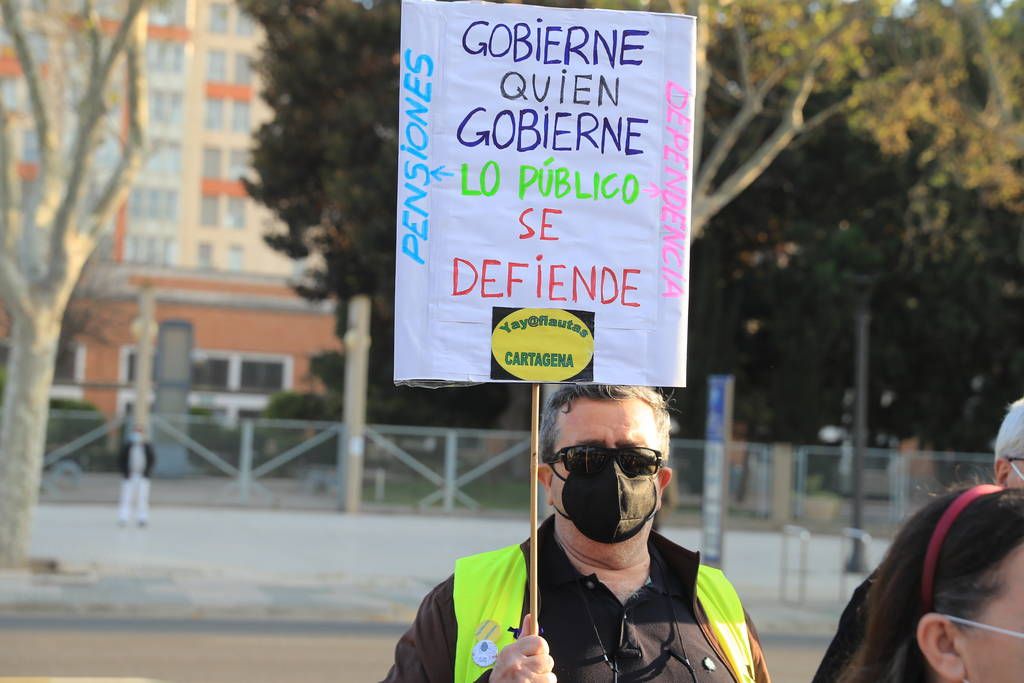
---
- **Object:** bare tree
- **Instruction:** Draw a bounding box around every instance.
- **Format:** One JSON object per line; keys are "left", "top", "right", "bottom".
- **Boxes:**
{"left": 0, "top": 1, "right": 149, "bottom": 568}
{"left": 666, "top": 0, "right": 880, "bottom": 237}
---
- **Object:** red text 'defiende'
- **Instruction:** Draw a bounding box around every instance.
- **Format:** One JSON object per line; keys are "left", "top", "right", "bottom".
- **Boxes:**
{"left": 451, "top": 256, "right": 641, "bottom": 308}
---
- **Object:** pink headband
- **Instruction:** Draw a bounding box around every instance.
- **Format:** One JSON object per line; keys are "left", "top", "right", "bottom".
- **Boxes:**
{"left": 920, "top": 484, "right": 1003, "bottom": 613}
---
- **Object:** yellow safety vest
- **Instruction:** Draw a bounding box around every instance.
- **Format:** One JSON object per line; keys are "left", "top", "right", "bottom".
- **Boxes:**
{"left": 452, "top": 543, "right": 755, "bottom": 683}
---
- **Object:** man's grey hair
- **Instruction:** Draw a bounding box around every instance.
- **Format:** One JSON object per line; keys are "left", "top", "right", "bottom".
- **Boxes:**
{"left": 995, "top": 396, "right": 1024, "bottom": 463}
{"left": 539, "top": 385, "right": 672, "bottom": 460}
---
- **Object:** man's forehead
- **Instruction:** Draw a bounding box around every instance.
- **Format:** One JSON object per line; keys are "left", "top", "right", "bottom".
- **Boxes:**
{"left": 555, "top": 397, "right": 659, "bottom": 436}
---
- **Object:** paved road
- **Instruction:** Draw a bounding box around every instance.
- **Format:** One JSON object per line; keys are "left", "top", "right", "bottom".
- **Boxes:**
{"left": 0, "top": 616, "right": 828, "bottom": 683}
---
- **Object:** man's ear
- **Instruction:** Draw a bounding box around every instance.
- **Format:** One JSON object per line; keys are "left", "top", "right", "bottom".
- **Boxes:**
{"left": 917, "top": 613, "right": 968, "bottom": 682}
{"left": 538, "top": 464, "right": 554, "bottom": 504}
{"left": 995, "top": 458, "right": 1012, "bottom": 487}
{"left": 657, "top": 466, "right": 673, "bottom": 494}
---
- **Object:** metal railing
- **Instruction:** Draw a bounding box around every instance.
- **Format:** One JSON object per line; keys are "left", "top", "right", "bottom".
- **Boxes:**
{"left": 39, "top": 410, "right": 997, "bottom": 524}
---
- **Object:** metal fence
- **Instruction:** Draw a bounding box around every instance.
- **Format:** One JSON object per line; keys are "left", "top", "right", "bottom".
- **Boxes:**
{"left": 792, "top": 444, "right": 992, "bottom": 527}
{"left": 39, "top": 410, "right": 994, "bottom": 529}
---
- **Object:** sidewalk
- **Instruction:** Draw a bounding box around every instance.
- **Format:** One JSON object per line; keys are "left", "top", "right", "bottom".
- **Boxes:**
{"left": 0, "top": 504, "right": 886, "bottom": 636}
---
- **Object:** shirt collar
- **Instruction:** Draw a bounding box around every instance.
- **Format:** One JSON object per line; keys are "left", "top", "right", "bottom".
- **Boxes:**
{"left": 538, "top": 528, "right": 681, "bottom": 597}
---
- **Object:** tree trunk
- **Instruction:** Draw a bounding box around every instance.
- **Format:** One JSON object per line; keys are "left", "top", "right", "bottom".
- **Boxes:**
{"left": 0, "top": 309, "right": 60, "bottom": 568}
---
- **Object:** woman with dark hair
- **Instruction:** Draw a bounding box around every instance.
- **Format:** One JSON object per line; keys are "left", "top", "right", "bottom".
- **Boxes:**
{"left": 840, "top": 485, "right": 1024, "bottom": 683}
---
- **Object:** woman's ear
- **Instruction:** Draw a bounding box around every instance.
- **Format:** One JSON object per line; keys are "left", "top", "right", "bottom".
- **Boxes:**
{"left": 917, "top": 614, "right": 968, "bottom": 682}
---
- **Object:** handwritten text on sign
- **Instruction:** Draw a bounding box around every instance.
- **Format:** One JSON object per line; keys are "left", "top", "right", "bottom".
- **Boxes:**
{"left": 394, "top": 0, "right": 696, "bottom": 386}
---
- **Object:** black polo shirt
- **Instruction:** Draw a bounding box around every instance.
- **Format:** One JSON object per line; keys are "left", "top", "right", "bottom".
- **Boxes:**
{"left": 537, "top": 531, "right": 733, "bottom": 682}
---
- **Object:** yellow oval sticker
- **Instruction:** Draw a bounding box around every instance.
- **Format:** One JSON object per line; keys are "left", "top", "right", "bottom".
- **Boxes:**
{"left": 490, "top": 307, "right": 595, "bottom": 382}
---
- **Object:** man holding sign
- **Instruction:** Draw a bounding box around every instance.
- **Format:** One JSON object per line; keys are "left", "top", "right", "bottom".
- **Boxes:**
{"left": 383, "top": 385, "right": 770, "bottom": 682}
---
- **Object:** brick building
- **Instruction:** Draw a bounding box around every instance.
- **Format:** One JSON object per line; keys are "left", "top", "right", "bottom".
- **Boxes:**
{"left": 1, "top": 264, "right": 339, "bottom": 420}
{"left": 0, "top": 2, "right": 342, "bottom": 419}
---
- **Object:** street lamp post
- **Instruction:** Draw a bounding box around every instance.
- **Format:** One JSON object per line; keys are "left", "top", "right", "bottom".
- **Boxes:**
{"left": 847, "top": 276, "right": 873, "bottom": 573}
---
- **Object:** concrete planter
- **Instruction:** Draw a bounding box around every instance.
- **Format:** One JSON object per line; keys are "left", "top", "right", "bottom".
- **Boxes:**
{"left": 804, "top": 495, "right": 841, "bottom": 522}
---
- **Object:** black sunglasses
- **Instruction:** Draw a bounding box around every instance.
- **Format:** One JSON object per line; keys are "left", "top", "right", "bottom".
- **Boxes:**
{"left": 544, "top": 445, "right": 664, "bottom": 478}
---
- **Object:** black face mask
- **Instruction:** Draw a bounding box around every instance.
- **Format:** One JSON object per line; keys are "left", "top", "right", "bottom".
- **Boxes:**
{"left": 552, "top": 460, "right": 659, "bottom": 544}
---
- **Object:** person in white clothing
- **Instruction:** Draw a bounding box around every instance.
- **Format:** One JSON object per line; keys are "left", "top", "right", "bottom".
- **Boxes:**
{"left": 117, "top": 425, "right": 156, "bottom": 527}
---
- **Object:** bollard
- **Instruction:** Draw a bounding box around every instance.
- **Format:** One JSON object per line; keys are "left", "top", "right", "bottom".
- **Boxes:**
{"left": 780, "top": 524, "right": 811, "bottom": 604}
{"left": 840, "top": 527, "right": 872, "bottom": 600}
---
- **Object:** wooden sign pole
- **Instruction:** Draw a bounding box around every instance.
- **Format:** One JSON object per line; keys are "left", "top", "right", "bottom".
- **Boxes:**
{"left": 529, "top": 383, "right": 541, "bottom": 635}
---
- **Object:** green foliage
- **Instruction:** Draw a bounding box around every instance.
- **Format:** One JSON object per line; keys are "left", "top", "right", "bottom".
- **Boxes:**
{"left": 850, "top": 0, "right": 1024, "bottom": 212}
{"left": 48, "top": 398, "right": 100, "bottom": 412}
{"left": 263, "top": 391, "right": 333, "bottom": 421}
{"left": 675, "top": 114, "right": 1024, "bottom": 450}
{"left": 243, "top": 0, "right": 1024, "bottom": 448}
{"left": 242, "top": 0, "right": 518, "bottom": 428}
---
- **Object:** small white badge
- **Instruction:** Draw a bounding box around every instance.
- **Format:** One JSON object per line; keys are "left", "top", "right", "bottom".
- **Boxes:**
{"left": 472, "top": 639, "right": 498, "bottom": 667}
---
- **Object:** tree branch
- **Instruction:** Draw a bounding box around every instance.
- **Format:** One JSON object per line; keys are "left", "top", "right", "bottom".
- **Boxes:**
{"left": 753, "top": 5, "right": 861, "bottom": 103}
{"left": 48, "top": 0, "right": 148, "bottom": 286}
{"left": 0, "top": 255, "right": 31, "bottom": 319}
{"left": 693, "top": 9, "right": 759, "bottom": 199}
{"left": 87, "top": 10, "right": 147, "bottom": 238}
{"left": 0, "top": 97, "right": 16, "bottom": 253}
{"left": 733, "top": 11, "right": 752, "bottom": 96}
{"left": 687, "top": 0, "right": 710, "bottom": 186}
{"left": 957, "top": 0, "right": 1018, "bottom": 145}
{"left": 693, "top": 99, "right": 762, "bottom": 201}
{"left": 84, "top": 0, "right": 103, "bottom": 80}
{"left": 0, "top": 1, "right": 56, "bottom": 224}
{"left": 802, "top": 96, "right": 849, "bottom": 134}
{"left": 693, "top": 63, "right": 819, "bottom": 235}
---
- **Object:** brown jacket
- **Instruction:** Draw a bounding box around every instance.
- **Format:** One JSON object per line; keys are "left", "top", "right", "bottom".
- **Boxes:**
{"left": 382, "top": 517, "right": 771, "bottom": 683}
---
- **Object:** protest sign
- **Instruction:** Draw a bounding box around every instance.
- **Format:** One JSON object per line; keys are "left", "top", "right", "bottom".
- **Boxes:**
{"left": 395, "top": 0, "right": 696, "bottom": 387}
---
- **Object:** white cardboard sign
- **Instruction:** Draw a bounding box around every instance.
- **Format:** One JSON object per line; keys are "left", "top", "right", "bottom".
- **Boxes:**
{"left": 394, "top": 0, "right": 696, "bottom": 387}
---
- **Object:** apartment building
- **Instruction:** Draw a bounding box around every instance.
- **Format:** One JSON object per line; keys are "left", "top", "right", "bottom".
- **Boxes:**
{"left": 0, "top": 1, "right": 341, "bottom": 419}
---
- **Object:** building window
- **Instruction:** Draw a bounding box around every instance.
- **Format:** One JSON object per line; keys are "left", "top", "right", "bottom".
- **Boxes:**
{"left": 231, "top": 101, "right": 250, "bottom": 133}
{"left": 209, "top": 3, "right": 229, "bottom": 33}
{"left": 53, "top": 345, "right": 78, "bottom": 383}
{"left": 145, "top": 141, "right": 182, "bottom": 174}
{"left": 227, "top": 149, "right": 248, "bottom": 179}
{"left": 236, "top": 11, "right": 255, "bottom": 36}
{"left": 21, "top": 129, "right": 38, "bottom": 163}
{"left": 204, "top": 99, "right": 224, "bottom": 130}
{"left": 20, "top": 177, "right": 38, "bottom": 222}
{"left": 128, "top": 187, "right": 178, "bottom": 221}
{"left": 147, "top": 41, "right": 184, "bottom": 74}
{"left": 197, "top": 243, "right": 213, "bottom": 269}
{"left": 143, "top": 236, "right": 160, "bottom": 263}
{"left": 193, "top": 357, "right": 231, "bottom": 390}
{"left": 151, "top": 0, "right": 186, "bottom": 26}
{"left": 234, "top": 54, "right": 251, "bottom": 86}
{"left": 240, "top": 359, "right": 285, "bottom": 392}
{"left": 201, "top": 195, "right": 220, "bottom": 227}
{"left": 123, "top": 349, "right": 157, "bottom": 383}
{"left": 26, "top": 32, "right": 47, "bottom": 61}
{"left": 151, "top": 90, "right": 184, "bottom": 126}
{"left": 227, "top": 245, "right": 243, "bottom": 272}
{"left": 206, "top": 50, "right": 227, "bottom": 82}
{"left": 162, "top": 238, "right": 178, "bottom": 266}
{"left": 1, "top": 79, "right": 18, "bottom": 110}
{"left": 202, "top": 147, "right": 222, "bottom": 178}
{"left": 226, "top": 197, "right": 245, "bottom": 229}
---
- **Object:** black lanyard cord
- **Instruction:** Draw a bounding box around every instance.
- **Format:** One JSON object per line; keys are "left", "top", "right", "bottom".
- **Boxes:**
{"left": 654, "top": 555, "right": 699, "bottom": 683}
{"left": 572, "top": 570, "right": 699, "bottom": 683}
{"left": 572, "top": 578, "right": 620, "bottom": 683}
